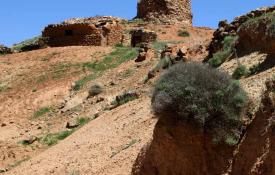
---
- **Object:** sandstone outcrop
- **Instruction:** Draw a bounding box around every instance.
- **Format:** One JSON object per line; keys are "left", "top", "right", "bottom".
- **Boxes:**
{"left": 207, "top": 6, "right": 275, "bottom": 59}
{"left": 136, "top": 0, "right": 192, "bottom": 25}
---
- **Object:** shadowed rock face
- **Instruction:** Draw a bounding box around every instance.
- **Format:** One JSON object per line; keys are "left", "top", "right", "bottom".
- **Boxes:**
{"left": 132, "top": 116, "right": 234, "bottom": 175}
{"left": 136, "top": 0, "right": 192, "bottom": 25}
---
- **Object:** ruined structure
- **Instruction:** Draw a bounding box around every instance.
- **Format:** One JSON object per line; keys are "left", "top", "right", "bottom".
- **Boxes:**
{"left": 130, "top": 29, "right": 157, "bottom": 47}
{"left": 136, "top": 0, "right": 192, "bottom": 25}
{"left": 0, "top": 45, "right": 12, "bottom": 54}
{"left": 42, "top": 16, "right": 123, "bottom": 47}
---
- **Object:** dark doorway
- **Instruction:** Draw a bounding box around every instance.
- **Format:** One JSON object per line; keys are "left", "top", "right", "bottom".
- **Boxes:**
{"left": 65, "top": 30, "right": 73, "bottom": 36}
{"left": 131, "top": 35, "right": 142, "bottom": 47}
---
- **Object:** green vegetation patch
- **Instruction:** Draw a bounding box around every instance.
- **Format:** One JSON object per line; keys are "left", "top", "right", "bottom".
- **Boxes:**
{"left": 152, "top": 40, "right": 184, "bottom": 51}
{"left": 178, "top": 30, "right": 190, "bottom": 37}
{"left": 40, "top": 130, "right": 74, "bottom": 146}
{"left": 232, "top": 64, "right": 249, "bottom": 79}
{"left": 73, "top": 46, "right": 138, "bottom": 91}
{"left": 0, "top": 84, "right": 11, "bottom": 93}
{"left": 208, "top": 36, "right": 238, "bottom": 67}
{"left": 240, "top": 11, "right": 275, "bottom": 37}
{"left": 152, "top": 62, "right": 247, "bottom": 145}
{"left": 33, "top": 107, "right": 52, "bottom": 119}
{"left": 12, "top": 36, "right": 42, "bottom": 52}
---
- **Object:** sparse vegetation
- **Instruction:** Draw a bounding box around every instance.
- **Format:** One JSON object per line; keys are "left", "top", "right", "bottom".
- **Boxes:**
{"left": 8, "top": 157, "right": 30, "bottom": 169}
{"left": 178, "top": 30, "right": 190, "bottom": 37}
{"left": 73, "top": 46, "right": 138, "bottom": 91}
{"left": 41, "top": 130, "right": 74, "bottom": 146}
{"left": 152, "top": 40, "right": 183, "bottom": 51}
{"left": 110, "top": 91, "right": 139, "bottom": 108}
{"left": 249, "top": 63, "right": 261, "bottom": 75}
{"left": 110, "top": 139, "right": 139, "bottom": 158}
{"left": 33, "top": 107, "right": 52, "bottom": 118}
{"left": 232, "top": 64, "right": 248, "bottom": 79}
{"left": 88, "top": 84, "right": 103, "bottom": 98}
{"left": 240, "top": 11, "right": 275, "bottom": 38}
{"left": 0, "top": 84, "right": 11, "bottom": 93}
{"left": 12, "top": 36, "right": 43, "bottom": 52}
{"left": 153, "top": 56, "right": 172, "bottom": 71}
{"left": 76, "top": 117, "right": 91, "bottom": 126}
{"left": 208, "top": 36, "right": 238, "bottom": 67}
{"left": 120, "top": 68, "right": 134, "bottom": 78}
{"left": 152, "top": 62, "right": 247, "bottom": 145}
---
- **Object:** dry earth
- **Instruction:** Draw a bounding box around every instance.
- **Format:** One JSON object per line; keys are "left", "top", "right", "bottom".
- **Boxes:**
{"left": 0, "top": 25, "right": 213, "bottom": 174}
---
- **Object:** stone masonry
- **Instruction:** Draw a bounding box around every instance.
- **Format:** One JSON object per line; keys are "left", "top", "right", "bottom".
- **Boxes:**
{"left": 136, "top": 0, "right": 192, "bottom": 25}
{"left": 42, "top": 16, "right": 123, "bottom": 47}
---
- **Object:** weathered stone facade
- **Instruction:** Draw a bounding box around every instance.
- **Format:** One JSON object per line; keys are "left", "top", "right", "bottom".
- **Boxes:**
{"left": 136, "top": 0, "right": 192, "bottom": 25}
{"left": 130, "top": 29, "right": 157, "bottom": 47}
{"left": 42, "top": 16, "right": 123, "bottom": 47}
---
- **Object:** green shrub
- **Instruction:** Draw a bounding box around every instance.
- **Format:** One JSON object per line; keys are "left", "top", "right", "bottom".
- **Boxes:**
{"left": 88, "top": 84, "right": 103, "bottom": 98}
{"left": 33, "top": 107, "right": 52, "bottom": 118}
{"left": 111, "top": 91, "right": 139, "bottom": 108}
{"left": 232, "top": 64, "right": 248, "bottom": 79}
{"left": 178, "top": 30, "right": 190, "bottom": 37}
{"left": 249, "top": 63, "right": 261, "bottom": 75}
{"left": 152, "top": 62, "right": 247, "bottom": 145}
{"left": 208, "top": 36, "right": 238, "bottom": 67}
{"left": 41, "top": 130, "right": 74, "bottom": 146}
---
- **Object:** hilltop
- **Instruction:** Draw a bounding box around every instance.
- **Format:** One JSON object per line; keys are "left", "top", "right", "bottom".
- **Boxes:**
{"left": 0, "top": 3, "right": 275, "bottom": 175}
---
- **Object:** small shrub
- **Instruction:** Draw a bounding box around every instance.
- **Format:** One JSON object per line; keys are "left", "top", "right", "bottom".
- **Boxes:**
{"left": 208, "top": 36, "right": 237, "bottom": 67}
{"left": 88, "top": 84, "right": 103, "bottom": 98}
{"left": 152, "top": 62, "right": 247, "bottom": 145}
{"left": 249, "top": 63, "right": 261, "bottom": 75}
{"left": 33, "top": 107, "right": 52, "bottom": 118}
{"left": 153, "top": 56, "right": 172, "bottom": 71}
{"left": 232, "top": 64, "right": 248, "bottom": 79}
{"left": 41, "top": 130, "right": 74, "bottom": 146}
{"left": 178, "top": 30, "right": 190, "bottom": 37}
{"left": 111, "top": 91, "right": 139, "bottom": 108}
{"left": 76, "top": 117, "right": 90, "bottom": 126}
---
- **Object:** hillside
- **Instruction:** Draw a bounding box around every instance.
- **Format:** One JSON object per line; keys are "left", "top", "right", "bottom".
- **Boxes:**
{"left": 0, "top": 25, "right": 213, "bottom": 174}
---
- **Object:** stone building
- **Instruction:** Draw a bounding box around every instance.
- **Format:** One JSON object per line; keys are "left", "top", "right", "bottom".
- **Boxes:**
{"left": 130, "top": 29, "right": 157, "bottom": 47}
{"left": 42, "top": 16, "right": 123, "bottom": 47}
{"left": 136, "top": 0, "right": 192, "bottom": 25}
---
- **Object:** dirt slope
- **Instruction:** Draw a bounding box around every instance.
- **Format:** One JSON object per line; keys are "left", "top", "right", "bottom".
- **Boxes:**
{"left": 5, "top": 97, "right": 156, "bottom": 175}
{"left": 0, "top": 25, "right": 213, "bottom": 174}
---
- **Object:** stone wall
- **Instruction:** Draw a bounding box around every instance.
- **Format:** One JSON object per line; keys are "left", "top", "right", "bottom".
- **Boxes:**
{"left": 42, "top": 17, "right": 123, "bottom": 47}
{"left": 136, "top": 0, "right": 192, "bottom": 25}
{"left": 130, "top": 29, "right": 157, "bottom": 47}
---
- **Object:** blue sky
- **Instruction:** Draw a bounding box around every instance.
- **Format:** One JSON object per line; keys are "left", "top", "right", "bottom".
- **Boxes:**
{"left": 0, "top": 0, "right": 274, "bottom": 46}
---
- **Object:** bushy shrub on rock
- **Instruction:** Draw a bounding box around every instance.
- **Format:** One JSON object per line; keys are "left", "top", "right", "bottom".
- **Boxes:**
{"left": 152, "top": 62, "right": 247, "bottom": 145}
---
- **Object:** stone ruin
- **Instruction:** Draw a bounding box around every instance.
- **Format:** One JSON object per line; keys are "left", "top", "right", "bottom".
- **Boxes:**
{"left": 130, "top": 29, "right": 157, "bottom": 47}
{"left": 42, "top": 16, "right": 123, "bottom": 47}
{"left": 136, "top": 0, "right": 192, "bottom": 25}
{"left": 0, "top": 45, "right": 12, "bottom": 54}
{"left": 207, "top": 6, "right": 275, "bottom": 58}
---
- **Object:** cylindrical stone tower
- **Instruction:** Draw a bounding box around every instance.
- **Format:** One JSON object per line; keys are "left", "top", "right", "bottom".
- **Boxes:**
{"left": 137, "top": 0, "right": 192, "bottom": 25}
